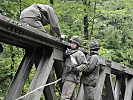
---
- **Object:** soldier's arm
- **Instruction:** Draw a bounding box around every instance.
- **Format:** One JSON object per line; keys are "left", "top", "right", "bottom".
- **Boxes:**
{"left": 75, "top": 51, "right": 88, "bottom": 72}
{"left": 77, "top": 54, "right": 98, "bottom": 72}
{"left": 45, "top": 5, "right": 61, "bottom": 34}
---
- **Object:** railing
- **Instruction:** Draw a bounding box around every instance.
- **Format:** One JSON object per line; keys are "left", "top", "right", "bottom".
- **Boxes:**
{"left": 0, "top": 14, "right": 133, "bottom": 100}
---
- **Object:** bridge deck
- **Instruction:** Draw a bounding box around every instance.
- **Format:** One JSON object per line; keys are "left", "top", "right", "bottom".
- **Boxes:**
{"left": 0, "top": 14, "right": 133, "bottom": 100}
{"left": 0, "top": 14, "right": 69, "bottom": 50}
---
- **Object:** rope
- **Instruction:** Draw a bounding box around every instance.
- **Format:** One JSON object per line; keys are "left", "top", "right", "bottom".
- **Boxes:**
{"left": 15, "top": 67, "right": 71, "bottom": 100}
{"left": 15, "top": 78, "right": 62, "bottom": 100}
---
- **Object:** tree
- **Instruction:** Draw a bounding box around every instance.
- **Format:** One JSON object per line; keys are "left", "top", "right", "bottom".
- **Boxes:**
{"left": 0, "top": 0, "right": 132, "bottom": 99}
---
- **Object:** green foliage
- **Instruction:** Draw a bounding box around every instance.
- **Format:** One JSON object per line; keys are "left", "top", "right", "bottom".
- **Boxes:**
{"left": 0, "top": 0, "right": 133, "bottom": 99}
{"left": 93, "top": 0, "right": 133, "bottom": 68}
{"left": 0, "top": 44, "right": 23, "bottom": 98}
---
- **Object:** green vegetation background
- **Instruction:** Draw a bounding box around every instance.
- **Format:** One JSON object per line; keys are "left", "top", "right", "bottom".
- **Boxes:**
{"left": 0, "top": 0, "right": 133, "bottom": 99}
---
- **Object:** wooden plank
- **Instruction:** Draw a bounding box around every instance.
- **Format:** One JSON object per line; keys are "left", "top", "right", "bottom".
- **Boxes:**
{"left": 94, "top": 59, "right": 111, "bottom": 100}
{"left": 1, "top": 14, "right": 133, "bottom": 100}
{"left": 4, "top": 50, "right": 34, "bottom": 100}
{"left": 121, "top": 75, "right": 126, "bottom": 99}
{"left": 104, "top": 60, "right": 115, "bottom": 100}
{"left": 98, "top": 57, "right": 106, "bottom": 66}
{"left": 53, "top": 48, "right": 64, "bottom": 61}
{"left": 0, "top": 14, "right": 69, "bottom": 50}
{"left": 111, "top": 61, "right": 133, "bottom": 76}
{"left": 25, "top": 51, "right": 54, "bottom": 100}
{"left": 0, "top": 30, "right": 33, "bottom": 49}
{"left": 0, "top": 14, "right": 133, "bottom": 76}
{"left": 98, "top": 57, "right": 133, "bottom": 76}
{"left": 114, "top": 75, "right": 121, "bottom": 100}
{"left": 105, "top": 74, "right": 115, "bottom": 100}
{"left": 54, "top": 60, "right": 64, "bottom": 91}
{"left": 43, "top": 76, "right": 56, "bottom": 100}
{"left": 94, "top": 68, "right": 106, "bottom": 100}
{"left": 124, "top": 77, "right": 133, "bottom": 100}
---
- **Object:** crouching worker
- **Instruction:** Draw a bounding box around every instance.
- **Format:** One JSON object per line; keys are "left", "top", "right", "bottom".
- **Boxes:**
{"left": 73, "top": 40, "right": 100, "bottom": 100}
{"left": 20, "top": 4, "right": 61, "bottom": 38}
{"left": 61, "top": 35, "right": 88, "bottom": 100}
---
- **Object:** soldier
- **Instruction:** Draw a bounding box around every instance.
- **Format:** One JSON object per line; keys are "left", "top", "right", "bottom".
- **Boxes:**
{"left": 74, "top": 40, "right": 100, "bottom": 100}
{"left": 20, "top": 4, "right": 61, "bottom": 38}
{"left": 0, "top": 43, "right": 3, "bottom": 53}
{"left": 61, "top": 35, "right": 88, "bottom": 100}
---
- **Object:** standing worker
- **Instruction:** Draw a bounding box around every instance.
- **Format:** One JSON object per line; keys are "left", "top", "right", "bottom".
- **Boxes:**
{"left": 20, "top": 4, "right": 61, "bottom": 38}
{"left": 61, "top": 35, "right": 88, "bottom": 100}
{"left": 73, "top": 40, "right": 100, "bottom": 100}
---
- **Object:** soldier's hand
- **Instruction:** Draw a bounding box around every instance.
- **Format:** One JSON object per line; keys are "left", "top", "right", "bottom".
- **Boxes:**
{"left": 71, "top": 66, "right": 79, "bottom": 75}
{"left": 61, "top": 34, "right": 66, "bottom": 40}
{"left": 65, "top": 48, "right": 71, "bottom": 56}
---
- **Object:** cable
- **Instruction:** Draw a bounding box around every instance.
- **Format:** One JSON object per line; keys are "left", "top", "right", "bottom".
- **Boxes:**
{"left": 15, "top": 78, "right": 61, "bottom": 100}
{"left": 15, "top": 67, "right": 73, "bottom": 100}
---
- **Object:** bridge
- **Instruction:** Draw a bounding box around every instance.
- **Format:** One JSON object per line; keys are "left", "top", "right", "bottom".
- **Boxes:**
{"left": 0, "top": 14, "right": 133, "bottom": 100}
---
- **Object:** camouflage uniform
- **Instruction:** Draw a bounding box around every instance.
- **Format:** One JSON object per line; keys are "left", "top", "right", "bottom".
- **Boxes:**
{"left": 20, "top": 4, "right": 60, "bottom": 37}
{"left": 76, "top": 41, "right": 100, "bottom": 100}
{"left": 61, "top": 36, "right": 88, "bottom": 100}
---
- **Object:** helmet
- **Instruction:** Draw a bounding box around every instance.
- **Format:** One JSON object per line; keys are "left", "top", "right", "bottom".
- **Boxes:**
{"left": 69, "top": 35, "right": 82, "bottom": 46}
{"left": 90, "top": 40, "right": 100, "bottom": 50}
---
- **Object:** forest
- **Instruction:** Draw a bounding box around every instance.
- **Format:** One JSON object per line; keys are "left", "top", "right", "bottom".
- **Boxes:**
{"left": 0, "top": 0, "right": 133, "bottom": 99}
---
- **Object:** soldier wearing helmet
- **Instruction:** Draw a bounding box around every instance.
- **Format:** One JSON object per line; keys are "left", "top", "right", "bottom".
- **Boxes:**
{"left": 90, "top": 40, "right": 100, "bottom": 51}
{"left": 75, "top": 40, "right": 100, "bottom": 100}
{"left": 69, "top": 35, "right": 82, "bottom": 47}
{"left": 61, "top": 35, "right": 88, "bottom": 100}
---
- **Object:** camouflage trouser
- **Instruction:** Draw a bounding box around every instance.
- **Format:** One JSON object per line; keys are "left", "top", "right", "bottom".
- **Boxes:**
{"left": 20, "top": 18, "right": 47, "bottom": 33}
{"left": 83, "top": 85, "right": 95, "bottom": 100}
{"left": 61, "top": 81, "right": 76, "bottom": 100}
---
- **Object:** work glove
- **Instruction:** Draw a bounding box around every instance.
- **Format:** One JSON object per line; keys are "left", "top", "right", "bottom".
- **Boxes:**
{"left": 64, "top": 48, "right": 71, "bottom": 58}
{"left": 61, "top": 34, "right": 66, "bottom": 40}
